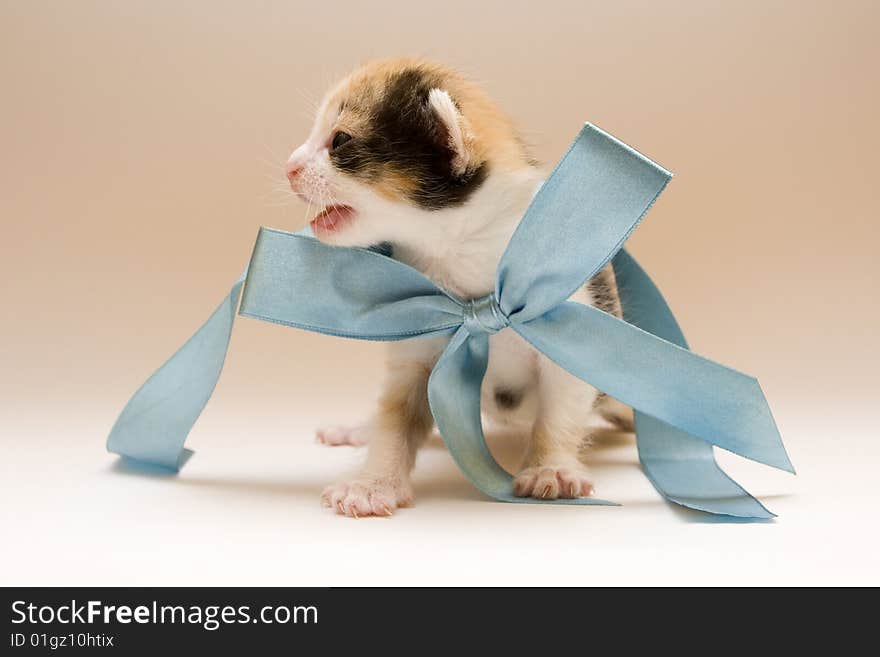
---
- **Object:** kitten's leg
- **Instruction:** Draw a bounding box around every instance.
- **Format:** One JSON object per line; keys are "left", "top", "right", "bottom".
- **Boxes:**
{"left": 321, "top": 343, "right": 438, "bottom": 517}
{"left": 513, "top": 354, "right": 600, "bottom": 499}
{"left": 315, "top": 425, "right": 368, "bottom": 446}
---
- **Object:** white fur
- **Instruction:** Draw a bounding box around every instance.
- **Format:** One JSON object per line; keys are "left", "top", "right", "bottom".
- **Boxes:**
{"left": 427, "top": 88, "right": 471, "bottom": 175}
{"left": 290, "top": 99, "right": 614, "bottom": 517}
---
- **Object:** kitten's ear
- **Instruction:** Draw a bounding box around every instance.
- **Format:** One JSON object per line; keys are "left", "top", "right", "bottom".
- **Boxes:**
{"left": 427, "top": 88, "right": 475, "bottom": 176}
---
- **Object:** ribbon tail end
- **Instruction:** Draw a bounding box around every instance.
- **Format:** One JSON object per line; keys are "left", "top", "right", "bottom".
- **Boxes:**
{"left": 108, "top": 448, "right": 193, "bottom": 477}
{"left": 743, "top": 435, "right": 797, "bottom": 475}
{"left": 642, "top": 467, "right": 777, "bottom": 520}
{"left": 676, "top": 495, "right": 776, "bottom": 521}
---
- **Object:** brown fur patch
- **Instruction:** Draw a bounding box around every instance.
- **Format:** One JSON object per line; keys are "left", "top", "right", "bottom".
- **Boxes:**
{"left": 588, "top": 263, "right": 623, "bottom": 318}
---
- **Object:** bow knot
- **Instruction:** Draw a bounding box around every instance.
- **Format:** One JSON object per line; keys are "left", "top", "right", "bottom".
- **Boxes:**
{"left": 462, "top": 293, "right": 509, "bottom": 335}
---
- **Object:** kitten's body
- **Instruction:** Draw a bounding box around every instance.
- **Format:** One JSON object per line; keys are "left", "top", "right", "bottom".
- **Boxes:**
{"left": 286, "top": 58, "right": 631, "bottom": 517}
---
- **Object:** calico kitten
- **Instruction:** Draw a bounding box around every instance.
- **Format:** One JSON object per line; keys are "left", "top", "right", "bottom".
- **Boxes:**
{"left": 286, "top": 58, "right": 631, "bottom": 517}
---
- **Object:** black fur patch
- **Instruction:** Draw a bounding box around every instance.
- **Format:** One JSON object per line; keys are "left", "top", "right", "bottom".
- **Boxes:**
{"left": 330, "top": 67, "right": 488, "bottom": 210}
{"left": 494, "top": 388, "right": 522, "bottom": 410}
{"left": 368, "top": 241, "right": 394, "bottom": 258}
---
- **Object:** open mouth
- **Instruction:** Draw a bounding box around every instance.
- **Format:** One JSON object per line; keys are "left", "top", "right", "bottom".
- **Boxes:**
{"left": 310, "top": 204, "right": 356, "bottom": 235}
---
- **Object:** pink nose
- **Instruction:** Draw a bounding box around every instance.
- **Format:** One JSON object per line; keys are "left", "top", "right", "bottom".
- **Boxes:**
{"left": 286, "top": 165, "right": 302, "bottom": 182}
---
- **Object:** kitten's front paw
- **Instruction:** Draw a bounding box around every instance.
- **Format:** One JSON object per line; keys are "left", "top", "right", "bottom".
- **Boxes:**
{"left": 321, "top": 478, "right": 413, "bottom": 517}
{"left": 315, "top": 425, "right": 368, "bottom": 447}
{"left": 513, "top": 465, "right": 594, "bottom": 499}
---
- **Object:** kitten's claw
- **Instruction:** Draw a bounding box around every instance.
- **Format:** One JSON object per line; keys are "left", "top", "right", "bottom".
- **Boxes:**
{"left": 321, "top": 479, "right": 413, "bottom": 518}
{"left": 513, "top": 465, "right": 594, "bottom": 500}
{"left": 315, "top": 425, "right": 368, "bottom": 447}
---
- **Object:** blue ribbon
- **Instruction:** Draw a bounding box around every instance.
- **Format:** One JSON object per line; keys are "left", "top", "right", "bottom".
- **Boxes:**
{"left": 107, "top": 123, "right": 794, "bottom": 518}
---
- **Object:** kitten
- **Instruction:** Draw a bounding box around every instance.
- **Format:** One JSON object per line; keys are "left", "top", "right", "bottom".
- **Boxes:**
{"left": 285, "top": 58, "right": 631, "bottom": 517}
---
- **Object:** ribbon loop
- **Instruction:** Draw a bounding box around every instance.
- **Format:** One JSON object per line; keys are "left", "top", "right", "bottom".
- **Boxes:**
{"left": 496, "top": 123, "right": 671, "bottom": 324}
{"left": 239, "top": 227, "right": 463, "bottom": 341}
{"left": 462, "top": 293, "right": 510, "bottom": 335}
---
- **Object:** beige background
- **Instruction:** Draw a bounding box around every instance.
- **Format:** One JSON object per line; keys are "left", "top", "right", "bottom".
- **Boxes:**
{"left": 1, "top": 1, "right": 878, "bottom": 585}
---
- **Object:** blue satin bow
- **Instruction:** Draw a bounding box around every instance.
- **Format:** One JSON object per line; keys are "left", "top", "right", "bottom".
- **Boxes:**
{"left": 107, "top": 123, "right": 794, "bottom": 519}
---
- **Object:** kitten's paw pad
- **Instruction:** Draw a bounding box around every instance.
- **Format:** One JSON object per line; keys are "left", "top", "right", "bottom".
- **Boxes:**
{"left": 513, "top": 466, "right": 594, "bottom": 499}
{"left": 320, "top": 479, "right": 413, "bottom": 517}
{"left": 315, "top": 425, "right": 368, "bottom": 447}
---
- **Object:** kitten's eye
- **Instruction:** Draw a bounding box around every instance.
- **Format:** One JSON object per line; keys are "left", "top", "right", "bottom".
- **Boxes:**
{"left": 331, "top": 131, "right": 352, "bottom": 151}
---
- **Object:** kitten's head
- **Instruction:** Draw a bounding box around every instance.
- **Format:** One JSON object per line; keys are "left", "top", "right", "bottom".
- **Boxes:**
{"left": 286, "top": 58, "right": 529, "bottom": 247}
